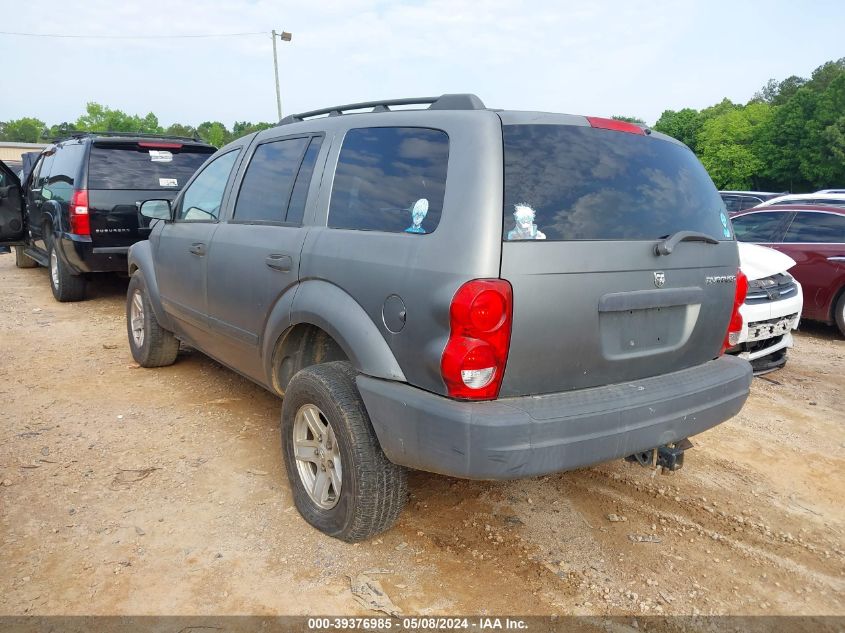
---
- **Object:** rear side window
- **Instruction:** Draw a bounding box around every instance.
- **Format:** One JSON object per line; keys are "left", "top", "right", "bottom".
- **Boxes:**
{"left": 329, "top": 127, "right": 449, "bottom": 234}
{"left": 503, "top": 125, "right": 728, "bottom": 241}
{"left": 234, "top": 137, "right": 310, "bottom": 223}
{"left": 731, "top": 212, "right": 790, "bottom": 242}
{"left": 44, "top": 143, "right": 85, "bottom": 202}
{"left": 88, "top": 143, "right": 214, "bottom": 190}
{"left": 783, "top": 212, "right": 845, "bottom": 243}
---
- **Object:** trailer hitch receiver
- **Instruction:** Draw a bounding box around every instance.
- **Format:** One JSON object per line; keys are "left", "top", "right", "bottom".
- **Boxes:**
{"left": 625, "top": 439, "right": 693, "bottom": 471}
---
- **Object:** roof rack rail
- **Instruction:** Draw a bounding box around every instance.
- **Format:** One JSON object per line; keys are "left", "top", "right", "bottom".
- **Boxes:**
{"left": 279, "top": 93, "right": 485, "bottom": 125}
{"left": 53, "top": 131, "right": 203, "bottom": 143}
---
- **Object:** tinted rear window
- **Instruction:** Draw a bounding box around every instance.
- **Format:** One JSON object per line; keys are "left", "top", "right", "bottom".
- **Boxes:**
{"left": 503, "top": 125, "right": 728, "bottom": 241}
{"left": 329, "top": 127, "right": 449, "bottom": 234}
{"left": 88, "top": 143, "right": 214, "bottom": 190}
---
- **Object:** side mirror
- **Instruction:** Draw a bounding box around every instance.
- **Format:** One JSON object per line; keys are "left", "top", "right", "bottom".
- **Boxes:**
{"left": 139, "top": 199, "right": 172, "bottom": 221}
{"left": 41, "top": 188, "right": 53, "bottom": 201}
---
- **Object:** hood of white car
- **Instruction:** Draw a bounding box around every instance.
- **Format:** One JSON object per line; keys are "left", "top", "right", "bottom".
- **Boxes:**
{"left": 737, "top": 242, "right": 796, "bottom": 280}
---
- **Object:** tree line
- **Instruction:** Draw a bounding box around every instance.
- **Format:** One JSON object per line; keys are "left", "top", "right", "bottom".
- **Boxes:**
{"left": 0, "top": 102, "right": 274, "bottom": 151}
{"left": 2, "top": 57, "right": 843, "bottom": 192}
{"left": 644, "top": 57, "right": 845, "bottom": 192}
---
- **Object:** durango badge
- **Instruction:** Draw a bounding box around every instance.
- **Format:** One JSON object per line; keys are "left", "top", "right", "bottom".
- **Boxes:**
{"left": 653, "top": 271, "right": 666, "bottom": 288}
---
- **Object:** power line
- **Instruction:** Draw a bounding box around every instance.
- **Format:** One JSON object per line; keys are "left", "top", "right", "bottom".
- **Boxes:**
{"left": 0, "top": 30, "right": 267, "bottom": 39}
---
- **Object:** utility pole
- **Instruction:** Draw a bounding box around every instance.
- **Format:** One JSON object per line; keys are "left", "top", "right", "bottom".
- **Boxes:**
{"left": 272, "top": 30, "right": 292, "bottom": 121}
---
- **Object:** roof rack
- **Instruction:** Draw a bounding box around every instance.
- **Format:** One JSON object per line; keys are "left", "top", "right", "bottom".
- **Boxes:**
{"left": 279, "top": 93, "right": 485, "bottom": 125}
{"left": 53, "top": 131, "right": 203, "bottom": 143}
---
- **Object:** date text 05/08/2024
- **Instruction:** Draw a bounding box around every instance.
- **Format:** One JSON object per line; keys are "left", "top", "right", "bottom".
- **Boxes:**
{"left": 307, "top": 617, "right": 529, "bottom": 630}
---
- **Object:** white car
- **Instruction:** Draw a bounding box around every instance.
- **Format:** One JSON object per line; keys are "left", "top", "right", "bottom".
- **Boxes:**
{"left": 755, "top": 192, "right": 845, "bottom": 208}
{"left": 732, "top": 243, "right": 803, "bottom": 374}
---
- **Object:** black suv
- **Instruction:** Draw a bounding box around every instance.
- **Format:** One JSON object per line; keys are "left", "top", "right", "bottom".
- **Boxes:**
{"left": 0, "top": 133, "right": 215, "bottom": 301}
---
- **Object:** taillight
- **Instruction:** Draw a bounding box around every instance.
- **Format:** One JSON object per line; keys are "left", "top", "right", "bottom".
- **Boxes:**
{"left": 441, "top": 279, "right": 513, "bottom": 400}
{"left": 721, "top": 269, "right": 748, "bottom": 354}
{"left": 586, "top": 116, "right": 646, "bottom": 135}
{"left": 69, "top": 189, "right": 90, "bottom": 236}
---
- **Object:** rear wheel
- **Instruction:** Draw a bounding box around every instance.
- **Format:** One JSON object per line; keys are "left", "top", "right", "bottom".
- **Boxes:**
{"left": 48, "top": 242, "right": 86, "bottom": 302}
{"left": 14, "top": 246, "right": 38, "bottom": 268}
{"left": 835, "top": 291, "right": 845, "bottom": 337}
{"left": 126, "top": 272, "right": 180, "bottom": 367}
{"left": 281, "top": 361, "right": 407, "bottom": 542}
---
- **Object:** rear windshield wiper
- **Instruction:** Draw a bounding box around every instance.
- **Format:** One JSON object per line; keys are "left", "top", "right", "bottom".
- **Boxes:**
{"left": 654, "top": 230, "right": 719, "bottom": 256}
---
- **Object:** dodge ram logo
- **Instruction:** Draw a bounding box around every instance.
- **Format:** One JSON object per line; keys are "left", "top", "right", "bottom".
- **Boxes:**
{"left": 653, "top": 271, "right": 666, "bottom": 288}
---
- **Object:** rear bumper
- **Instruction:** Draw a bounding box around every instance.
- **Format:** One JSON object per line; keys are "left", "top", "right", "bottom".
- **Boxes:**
{"left": 358, "top": 355, "right": 752, "bottom": 480}
{"left": 58, "top": 233, "right": 128, "bottom": 273}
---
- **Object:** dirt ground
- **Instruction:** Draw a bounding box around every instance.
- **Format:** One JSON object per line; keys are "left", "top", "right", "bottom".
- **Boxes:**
{"left": 0, "top": 255, "right": 843, "bottom": 617}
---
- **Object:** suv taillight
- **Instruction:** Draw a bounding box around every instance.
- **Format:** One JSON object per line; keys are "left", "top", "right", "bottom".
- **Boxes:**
{"left": 721, "top": 269, "right": 748, "bottom": 354}
{"left": 441, "top": 279, "right": 513, "bottom": 400}
{"left": 69, "top": 189, "right": 90, "bottom": 236}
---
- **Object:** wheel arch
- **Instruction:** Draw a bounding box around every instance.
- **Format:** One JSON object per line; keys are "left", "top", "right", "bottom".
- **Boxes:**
{"left": 263, "top": 280, "right": 406, "bottom": 395}
{"left": 127, "top": 241, "right": 173, "bottom": 331}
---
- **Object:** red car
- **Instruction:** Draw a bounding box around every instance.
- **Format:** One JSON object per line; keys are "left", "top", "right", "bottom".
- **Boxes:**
{"left": 731, "top": 205, "right": 845, "bottom": 335}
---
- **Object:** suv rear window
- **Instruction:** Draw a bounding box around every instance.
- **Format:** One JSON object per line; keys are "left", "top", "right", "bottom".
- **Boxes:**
{"left": 503, "top": 125, "right": 728, "bottom": 241}
{"left": 88, "top": 143, "right": 214, "bottom": 190}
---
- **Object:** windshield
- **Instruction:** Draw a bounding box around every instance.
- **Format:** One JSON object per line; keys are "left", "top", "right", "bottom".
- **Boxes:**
{"left": 502, "top": 124, "right": 729, "bottom": 241}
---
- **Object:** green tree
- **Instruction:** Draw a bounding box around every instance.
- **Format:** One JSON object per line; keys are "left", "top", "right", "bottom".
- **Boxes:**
{"left": 165, "top": 123, "right": 198, "bottom": 138}
{"left": 231, "top": 121, "right": 274, "bottom": 140}
{"left": 0, "top": 117, "right": 47, "bottom": 142}
{"left": 196, "top": 121, "right": 231, "bottom": 147}
{"left": 46, "top": 122, "right": 80, "bottom": 139}
{"left": 753, "top": 75, "right": 807, "bottom": 105}
{"left": 697, "top": 102, "right": 772, "bottom": 189}
{"left": 75, "top": 102, "right": 163, "bottom": 133}
{"left": 653, "top": 108, "right": 703, "bottom": 151}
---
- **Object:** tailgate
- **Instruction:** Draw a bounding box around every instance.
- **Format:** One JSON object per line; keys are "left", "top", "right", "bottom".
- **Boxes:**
{"left": 498, "top": 118, "right": 738, "bottom": 397}
{"left": 88, "top": 189, "right": 177, "bottom": 248}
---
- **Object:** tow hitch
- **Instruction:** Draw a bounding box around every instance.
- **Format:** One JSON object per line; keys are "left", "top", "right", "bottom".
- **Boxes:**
{"left": 625, "top": 439, "right": 693, "bottom": 471}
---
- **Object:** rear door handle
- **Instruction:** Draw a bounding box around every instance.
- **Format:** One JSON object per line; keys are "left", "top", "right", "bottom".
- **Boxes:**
{"left": 265, "top": 254, "right": 292, "bottom": 272}
{"left": 189, "top": 242, "right": 206, "bottom": 256}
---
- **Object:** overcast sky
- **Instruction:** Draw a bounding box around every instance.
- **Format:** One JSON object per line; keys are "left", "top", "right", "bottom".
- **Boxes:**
{"left": 1, "top": 0, "right": 843, "bottom": 127}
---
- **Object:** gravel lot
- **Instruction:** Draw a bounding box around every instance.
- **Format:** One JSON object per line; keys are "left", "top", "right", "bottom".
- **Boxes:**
{"left": 1, "top": 255, "right": 843, "bottom": 617}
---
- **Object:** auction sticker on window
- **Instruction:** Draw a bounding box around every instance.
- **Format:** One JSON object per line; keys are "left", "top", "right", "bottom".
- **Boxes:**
{"left": 149, "top": 150, "right": 173, "bottom": 163}
{"left": 159, "top": 178, "right": 178, "bottom": 187}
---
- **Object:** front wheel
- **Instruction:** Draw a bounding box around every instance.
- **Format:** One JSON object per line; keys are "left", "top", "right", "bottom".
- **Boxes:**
{"left": 48, "top": 242, "right": 86, "bottom": 302}
{"left": 126, "top": 272, "right": 180, "bottom": 367}
{"left": 281, "top": 361, "right": 407, "bottom": 542}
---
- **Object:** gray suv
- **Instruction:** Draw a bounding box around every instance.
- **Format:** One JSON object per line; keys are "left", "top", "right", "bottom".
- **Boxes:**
{"left": 126, "top": 94, "right": 752, "bottom": 541}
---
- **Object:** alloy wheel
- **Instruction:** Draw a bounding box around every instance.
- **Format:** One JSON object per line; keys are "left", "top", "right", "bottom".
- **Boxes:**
{"left": 292, "top": 404, "right": 342, "bottom": 509}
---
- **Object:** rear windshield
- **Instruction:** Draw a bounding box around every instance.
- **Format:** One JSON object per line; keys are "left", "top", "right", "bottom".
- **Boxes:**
{"left": 503, "top": 125, "right": 729, "bottom": 241}
{"left": 87, "top": 143, "right": 214, "bottom": 190}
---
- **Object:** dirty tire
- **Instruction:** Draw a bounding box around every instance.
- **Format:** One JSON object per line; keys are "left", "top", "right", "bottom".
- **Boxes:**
{"left": 281, "top": 361, "right": 407, "bottom": 542}
{"left": 126, "top": 272, "right": 179, "bottom": 367}
{"left": 48, "top": 242, "right": 86, "bottom": 302}
{"left": 14, "top": 246, "right": 38, "bottom": 268}
{"left": 835, "top": 290, "right": 845, "bottom": 337}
